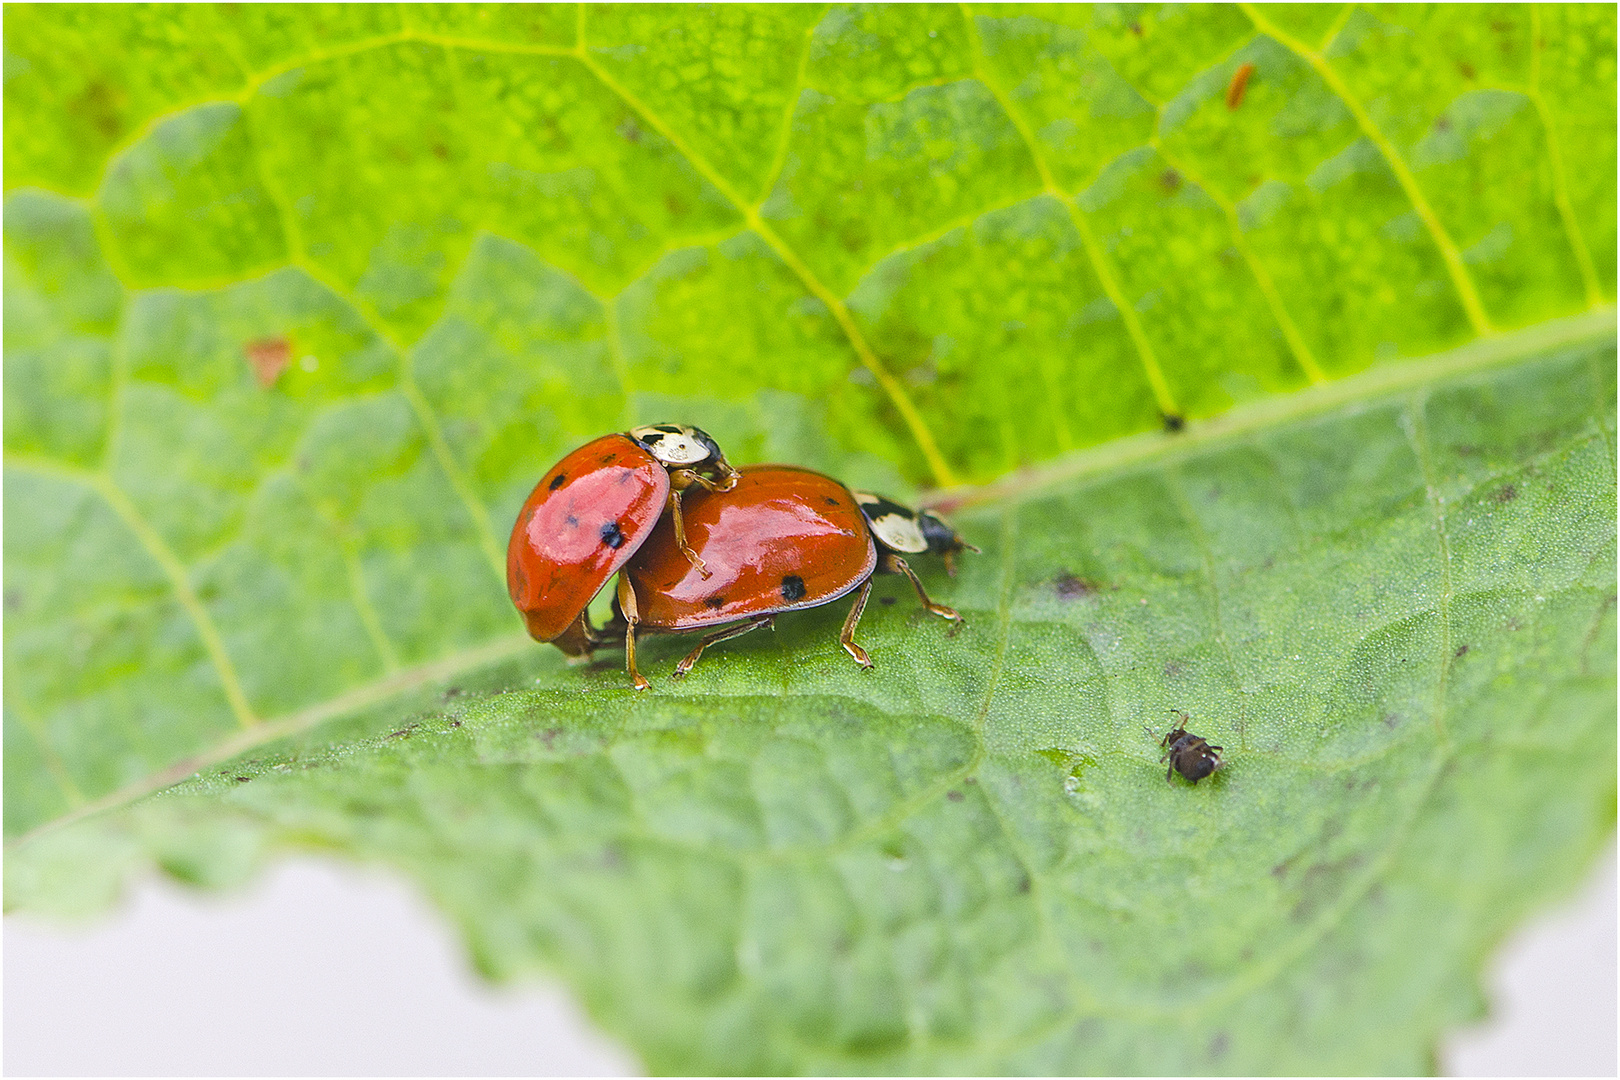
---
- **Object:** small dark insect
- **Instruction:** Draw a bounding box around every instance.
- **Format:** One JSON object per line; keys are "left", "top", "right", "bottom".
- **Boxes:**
{"left": 1161, "top": 411, "right": 1186, "bottom": 433}
{"left": 1155, "top": 714, "right": 1222, "bottom": 784}
{"left": 1226, "top": 63, "right": 1256, "bottom": 110}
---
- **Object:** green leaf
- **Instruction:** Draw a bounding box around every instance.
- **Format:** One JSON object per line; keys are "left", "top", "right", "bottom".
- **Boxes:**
{"left": 6, "top": 4, "right": 1615, "bottom": 1074}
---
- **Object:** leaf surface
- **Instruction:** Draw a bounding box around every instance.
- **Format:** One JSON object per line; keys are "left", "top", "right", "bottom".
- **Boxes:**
{"left": 5, "top": 4, "right": 1616, "bottom": 1073}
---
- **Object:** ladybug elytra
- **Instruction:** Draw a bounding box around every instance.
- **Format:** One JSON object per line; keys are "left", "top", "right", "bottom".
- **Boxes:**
{"left": 505, "top": 425, "right": 738, "bottom": 656}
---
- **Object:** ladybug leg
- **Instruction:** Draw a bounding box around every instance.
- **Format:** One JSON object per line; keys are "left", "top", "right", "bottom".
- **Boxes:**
{"left": 615, "top": 574, "right": 651, "bottom": 692}
{"left": 679, "top": 466, "right": 739, "bottom": 494}
{"left": 665, "top": 488, "right": 708, "bottom": 575}
{"left": 672, "top": 615, "right": 775, "bottom": 680}
{"left": 838, "top": 578, "right": 875, "bottom": 669}
{"left": 882, "top": 553, "right": 964, "bottom": 633}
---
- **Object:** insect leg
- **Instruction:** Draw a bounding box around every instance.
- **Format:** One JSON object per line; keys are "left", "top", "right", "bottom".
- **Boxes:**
{"left": 839, "top": 577, "right": 875, "bottom": 669}
{"left": 616, "top": 574, "right": 651, "bottom": 691}
{"left": 665, "top": 487, "right": 707, "bottom": 575}
{"left": 672, "top": 615, "right": 775, "bottom": 679}
{"left": 882, "top": 553, "right": 964, "bottom": 632}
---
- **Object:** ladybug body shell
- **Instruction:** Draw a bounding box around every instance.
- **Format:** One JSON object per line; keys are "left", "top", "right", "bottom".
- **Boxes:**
{"left": 507, "top": 434, "right": 670, "bottom": 642}
{"left": 625, "top": 464, "right": 876, "bottom": 630}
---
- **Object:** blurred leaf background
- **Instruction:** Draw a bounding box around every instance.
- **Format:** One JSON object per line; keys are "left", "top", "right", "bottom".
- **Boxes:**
{"left": 5, "top": 4, "right": 1616, "bottom": 1073}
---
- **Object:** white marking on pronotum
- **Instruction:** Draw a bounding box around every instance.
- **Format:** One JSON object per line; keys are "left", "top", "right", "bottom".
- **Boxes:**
{"left": 630, "top": 425, "right": 711, "bottom": 467}
{"left": 854, "top": 492, "right": 929, "bottom": 552}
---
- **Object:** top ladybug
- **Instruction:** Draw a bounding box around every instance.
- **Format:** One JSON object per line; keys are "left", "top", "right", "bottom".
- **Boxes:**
{"left": 506, "top": 425, "right": 739, "bottom": 656}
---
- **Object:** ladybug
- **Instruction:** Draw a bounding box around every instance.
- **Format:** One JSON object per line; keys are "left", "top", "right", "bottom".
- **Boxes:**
{"left": 1156, "top": 715, "right": 1223, "bottom": 784}
{"left": 505, "top": 425, "right": 738, "bottom": 656}
{"left": 610, "top": 468, "right": 975, "bottom": 687}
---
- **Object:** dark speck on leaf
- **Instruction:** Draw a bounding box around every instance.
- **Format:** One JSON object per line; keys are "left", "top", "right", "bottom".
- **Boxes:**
{"left": 1434, "top": 116, "right": 1452, "bottom": 133}
{"left": 1494, "top": 483, "right": 1517, "bottom": 503}
{"left": 1129, "top": 21, "right": 1142, "bottom": 35}
{"left": 390, "top": 727, "right": 414, "bottom": 739}
{"left": 879, "top": 596, "right": 896, "bottom": 606}
{"left": 946, "top": 790, "right": 964, "bottom": 802}
{"left": 601, "top": 521, "right": 625, "bottom": 549}
{"left": 1053, "top": 572, "right": 1097, "bottom": 599}
{"left": 781, "top": 575, "right": 807, "bottom": 602}
{"left": 1209, "top": 1032, "right": 1230, "bottom": 1060}
{"left": 448, "top": 720, "right": 462, "bottom": 728}
{"left": 549, "top": 473, "right": 567, "bottom": 491}
{"left": 618, "top": 118, "right": 642, "bottom": 142}
{"left": 430, "top": 142, "right": 449, "bottom": 160}
{"left": 1162, "top": 411, "right": 1185, "bottom": 432}
{"left": 1458, "top": 60, "right": 1477, "bottom": 79}
{"left": 4, "top": 588, "right": 21, "bottom": 612}
{"left": 1455, "top": 644, "right": 1469, "bottom": 657}
{"left": 234, "top": 776, "right": 251, "bottom": 783}
{"left": 1017, "top": 875, "right": 1032, "bottom": 893}
{"left": 1159, "top": 168, "right": 1182, "bottom": 193}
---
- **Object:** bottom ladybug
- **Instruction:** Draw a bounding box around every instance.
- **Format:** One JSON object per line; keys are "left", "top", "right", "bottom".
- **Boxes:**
{"left": 608, "top": 465, "right": 974, "bottom": 688}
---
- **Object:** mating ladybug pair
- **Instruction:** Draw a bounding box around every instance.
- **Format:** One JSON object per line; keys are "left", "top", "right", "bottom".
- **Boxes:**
{"left": 506, "top": 425, "right": 977, "bottom": 689}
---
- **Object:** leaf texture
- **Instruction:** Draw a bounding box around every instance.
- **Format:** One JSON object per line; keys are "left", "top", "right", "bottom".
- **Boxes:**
{"left": 5, "top": 4, "right": 1616, "bottom": 1073}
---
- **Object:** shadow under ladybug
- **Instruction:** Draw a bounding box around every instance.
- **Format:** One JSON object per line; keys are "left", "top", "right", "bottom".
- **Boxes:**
{"left": 1152, "top": 716, "right": 1223, "bottom": 784}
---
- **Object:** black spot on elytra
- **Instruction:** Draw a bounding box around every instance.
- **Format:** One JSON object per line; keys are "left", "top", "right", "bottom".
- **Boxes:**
{"left": 781, "top": 575, "right": 807, "bottom": 602}
{"left": 704, "top": 595, "right": 726, "bottom": 608}
{"left": 600, "top": 521, "right": 625, "bottom": 549}
{"left": 549, "top": 473, "right": 567, "bottom": 491}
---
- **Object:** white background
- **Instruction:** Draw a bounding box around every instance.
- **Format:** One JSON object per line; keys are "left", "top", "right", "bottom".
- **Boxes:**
{"left": 7, "top": 839, "right": 1614, "bottom": 1076}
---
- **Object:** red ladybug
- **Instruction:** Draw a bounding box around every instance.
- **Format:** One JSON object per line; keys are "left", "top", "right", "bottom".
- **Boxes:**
{"left": 506, "top": 425, "right": 738, "bottom": 656}
{"left": 611, "top": 466, "right": 974, "bottom": 687}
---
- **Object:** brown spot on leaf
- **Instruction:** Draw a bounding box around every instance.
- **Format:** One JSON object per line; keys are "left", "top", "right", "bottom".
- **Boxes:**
{"left": 1493, "top": 483, "right": 1517, "bottom": 503}
{"left": 946, "top": 790, "right": 964, "bottom": 802}
{"left": 244, "top": 337, "right": 292, "bottom": 388}
{"left": 1454, "top": 644, "right": 1469, "bottom": 658}
{"left": 70, "top": 79, "right": 124, "bottom": 140}
{"left": 1052, "top": 572, "right": 1098, "bottom": 599}
{"left": 1159, "top": 168, "right": 1182, "bottom": 193}
{"left": 1458, "top": 60, "right": 1477, "bottom": 80}
{"left": 1225, "top": 63, "right": 1255, "bottom": 110}
{"left": 234, "top": 776, "right": 251, "bottom": 783}
{"left": 1128, "top": 21, "right": 1142, "bottom": 36}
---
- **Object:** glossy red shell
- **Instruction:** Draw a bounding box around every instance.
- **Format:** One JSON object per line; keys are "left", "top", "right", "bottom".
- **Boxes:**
{"left": 507, "top": 434, "right": 670, "bottom": 642}
{"left": 625, "top": 464, "right": 876, "bottom": 630}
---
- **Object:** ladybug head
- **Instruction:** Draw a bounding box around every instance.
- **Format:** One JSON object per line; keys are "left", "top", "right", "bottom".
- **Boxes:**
{"left": 630, "top": 424, "right": 737, "bottom": 483}
{"left": 918, "top": 509, "right": 978, "bottom": 560}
